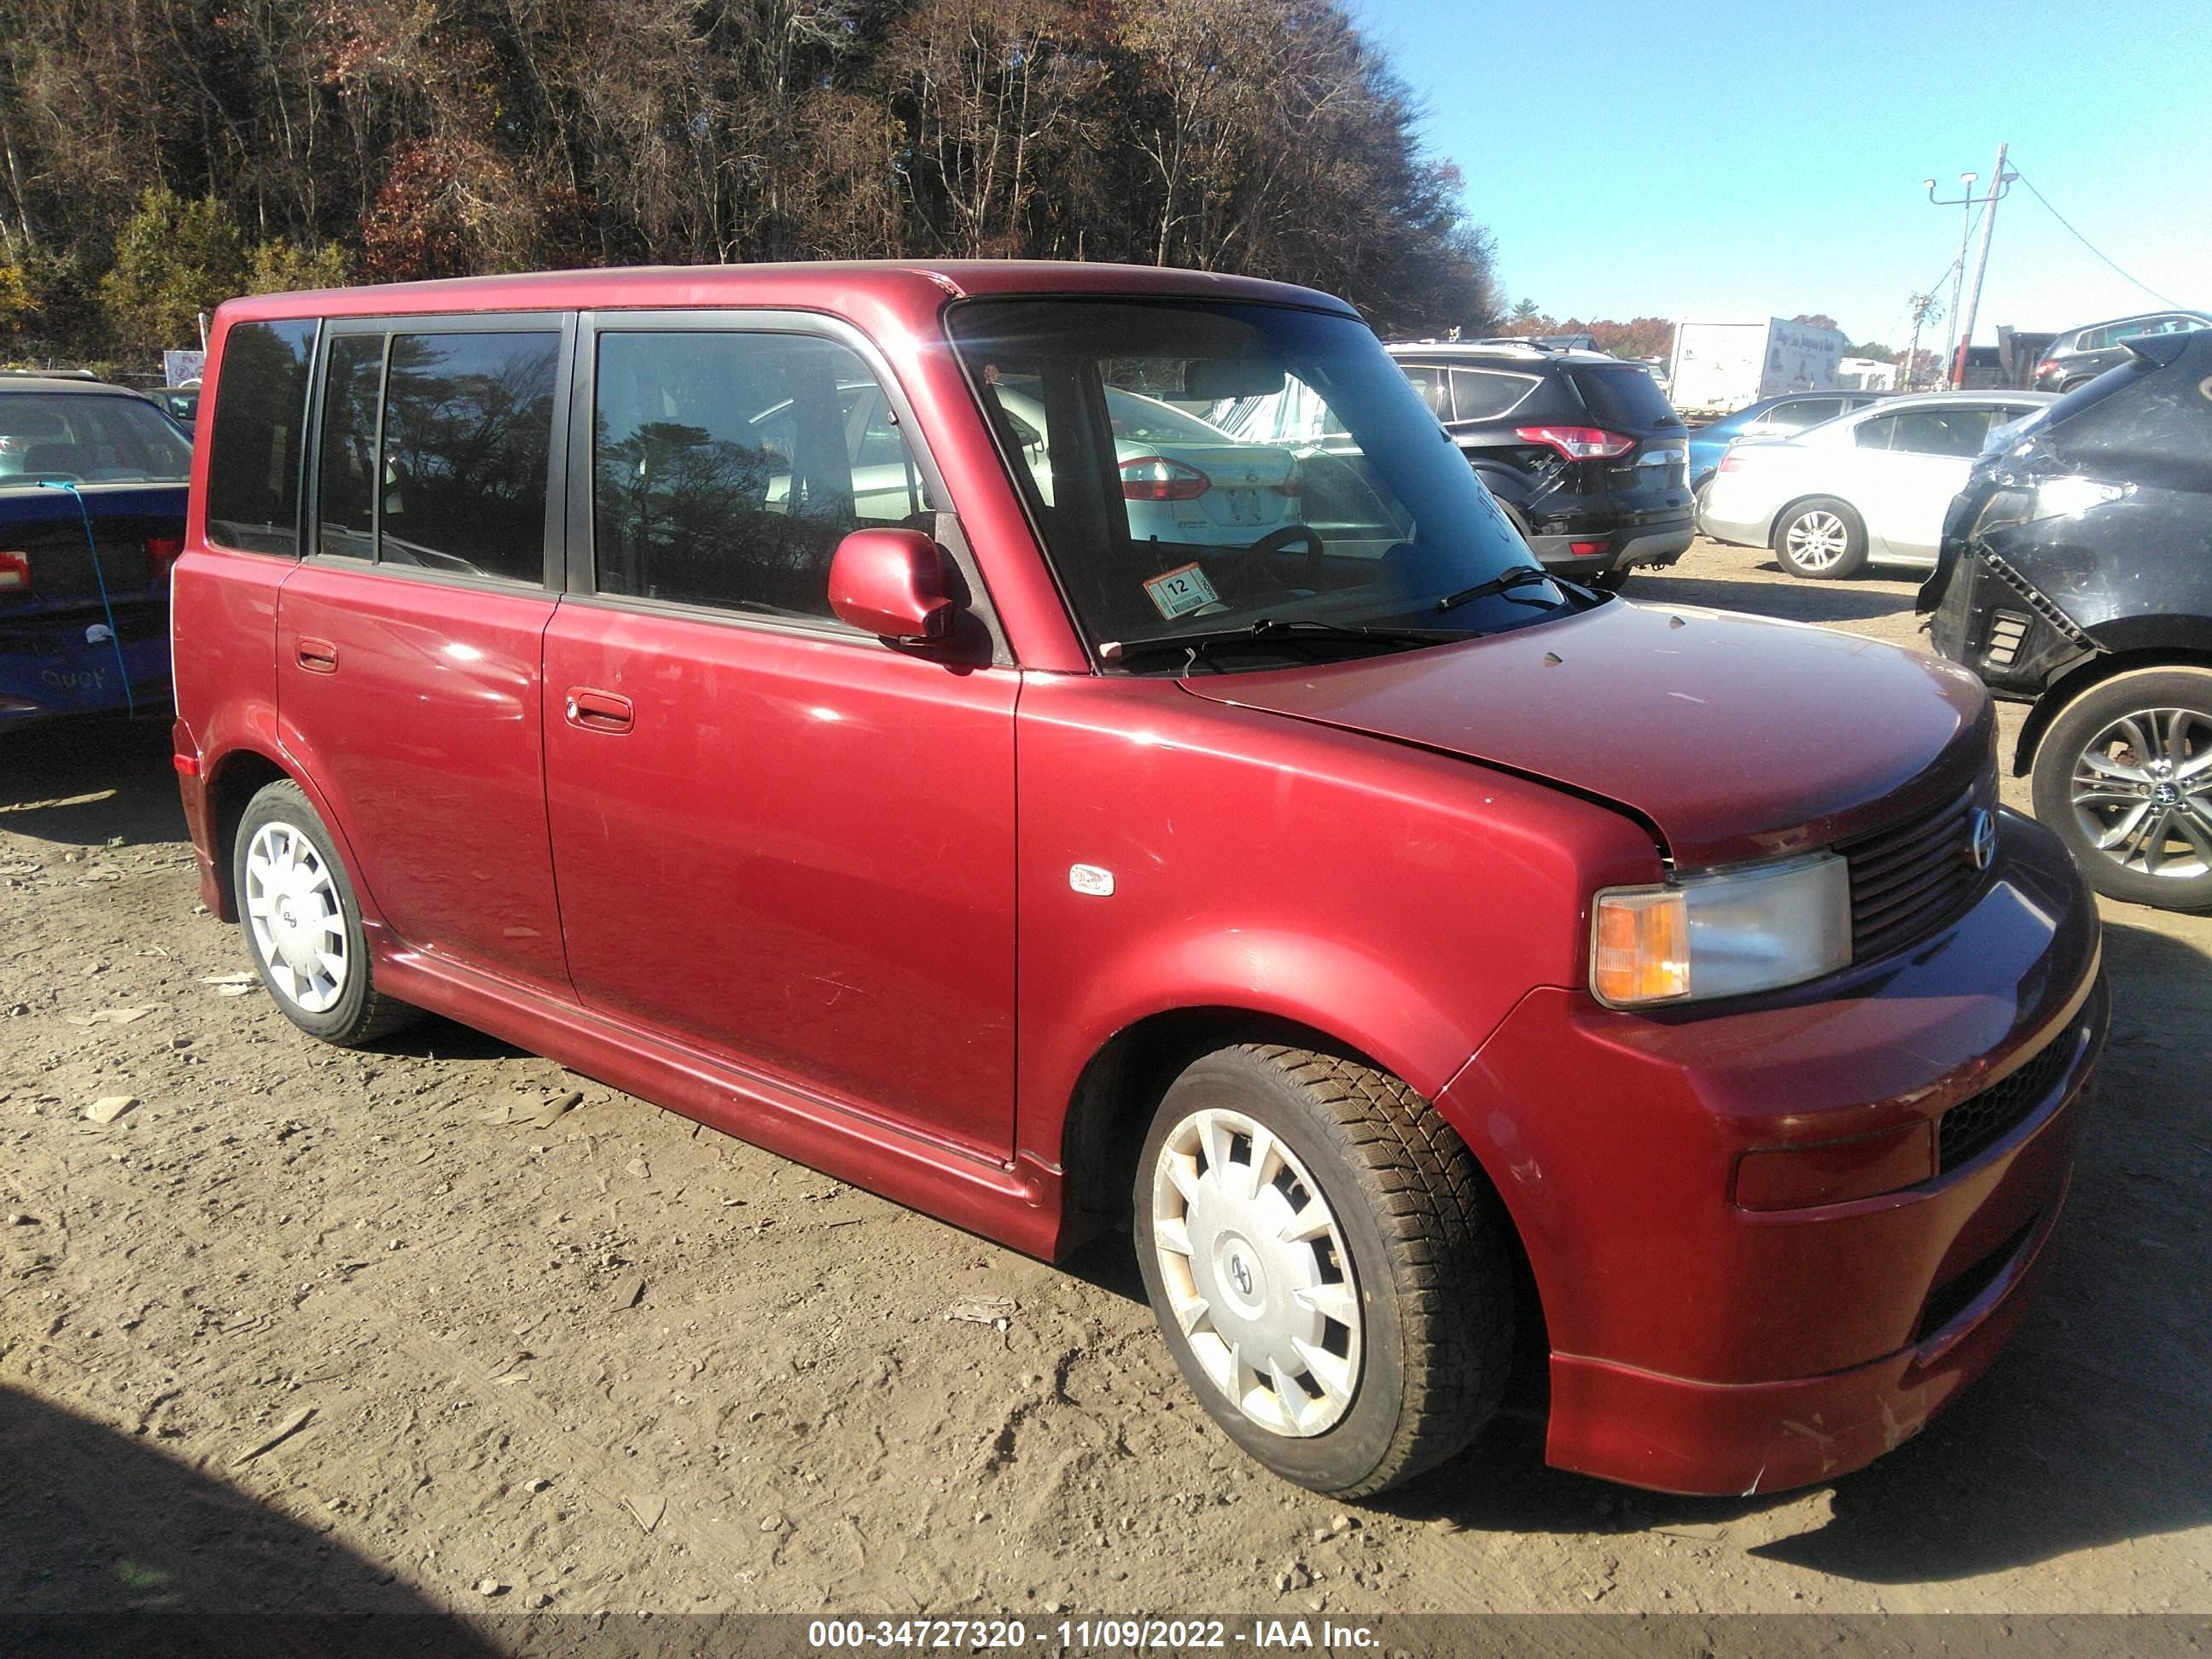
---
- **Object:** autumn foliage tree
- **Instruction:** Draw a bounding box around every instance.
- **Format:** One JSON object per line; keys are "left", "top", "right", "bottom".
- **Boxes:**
{"left": 0, "top": 0, "right": 1504, "bottom": 368}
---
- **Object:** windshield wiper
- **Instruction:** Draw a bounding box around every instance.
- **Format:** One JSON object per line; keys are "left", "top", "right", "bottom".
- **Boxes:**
{"left": 1433, "top": 563, "right": 1562, "bottom": 614}
{"left": 1101, "top": 616, "right": 1457, "bottom": 673}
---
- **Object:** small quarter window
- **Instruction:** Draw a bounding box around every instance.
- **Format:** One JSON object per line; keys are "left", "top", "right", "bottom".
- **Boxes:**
{"left": 591, "top": 331, "right": 929, "bottom": 620}
{"left": 207, "top": 318, "right": 317, "bottom": 555}
{"left": 316, "top": 335, "right": 382, "bottom": 560}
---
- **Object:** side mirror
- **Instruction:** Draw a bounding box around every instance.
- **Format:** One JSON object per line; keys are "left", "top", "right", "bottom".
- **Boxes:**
{"left": 827, "top": 528, "right": 956, "bottom": 642}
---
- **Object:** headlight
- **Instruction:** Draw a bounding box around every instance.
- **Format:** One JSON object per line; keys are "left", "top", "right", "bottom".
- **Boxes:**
{"left": 1971, "top": 474, "right": 2127, "bottom": 536}
{"left": 1592, "top": 853, "right": 1853, "bottom": 1007}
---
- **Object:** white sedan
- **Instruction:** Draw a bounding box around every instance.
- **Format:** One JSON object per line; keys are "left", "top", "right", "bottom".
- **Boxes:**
{"left": 1699, "top": 390, "right": 2052, "bottom": 579}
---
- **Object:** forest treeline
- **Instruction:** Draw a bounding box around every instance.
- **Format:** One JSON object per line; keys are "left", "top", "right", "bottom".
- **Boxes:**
{"left": 0, "top": 0, "right": 1505, "bottom": 369}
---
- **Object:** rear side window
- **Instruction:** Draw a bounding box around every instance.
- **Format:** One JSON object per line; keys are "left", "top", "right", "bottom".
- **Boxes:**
{"left": 1448, "top": 368, "right": 1537, "bottom": 420}
{"left": 316, "top": 335, "right": 381, "bottom": 560}
{"left": 1399, "top": 364, "right": 1450, "bottom": 418}
{"left": 1570, "top": 366, "right": 1680, "bottom": 429}
{"left": 1768, "top": 398, "right": 1842, "bottom": 430}
{"left": 206, "top": 318, "right": 317, "bottom": 554}
{"left": 591, "top": 330, "right": 928, "bottom": 622}
{"left": 1887, "top": 406, "right": 1994, "bottom": 457}
{"left": 378, "top": 332, "right": 558, "bottom": 582}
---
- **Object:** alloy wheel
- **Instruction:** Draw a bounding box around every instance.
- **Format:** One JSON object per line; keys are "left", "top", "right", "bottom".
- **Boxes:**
{"left": 242, "top": 821, "right": 349, "bottom": 1013}
{"left": 1784, "top": 510, "right": 1849, "bottom": 570}
{"left": 1149, "top": 1106, "right": 1362, "bottom": 1436}
{"left": 2068, "top": 706, "right": 2212, "bottom": 880}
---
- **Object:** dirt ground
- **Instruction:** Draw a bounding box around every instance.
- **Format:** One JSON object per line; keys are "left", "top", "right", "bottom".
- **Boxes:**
{"left": 3, "top": 538, "right": 2208, "bottom": 1628}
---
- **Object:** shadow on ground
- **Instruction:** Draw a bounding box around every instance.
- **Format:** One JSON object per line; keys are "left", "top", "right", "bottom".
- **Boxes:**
{"left": 0, "top": 718, "right": 183, "bottom": 847}
{"left": 1380, "top": 915, "right": 2212, "bottom": 1583}
{"left": 0, "top": 1385, "right": 498, "bottom": 1654}
{"left": 1627, "top": 563, "right": 1920, "bottom": 626}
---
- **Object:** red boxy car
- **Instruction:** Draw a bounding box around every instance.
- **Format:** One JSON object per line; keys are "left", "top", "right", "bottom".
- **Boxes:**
{"left": 171, "top": 264, "right": 2106, "bottom": 1499}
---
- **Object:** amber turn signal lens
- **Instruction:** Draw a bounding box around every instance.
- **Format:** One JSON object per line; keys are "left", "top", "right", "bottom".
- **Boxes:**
{"left": 1592, "top": 889, "right": 1690, "bottom": 1005}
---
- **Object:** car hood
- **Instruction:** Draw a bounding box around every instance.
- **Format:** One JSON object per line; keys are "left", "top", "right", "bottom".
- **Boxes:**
{"left": 1176, "top": 599, "right": 1992, "bottom": 866}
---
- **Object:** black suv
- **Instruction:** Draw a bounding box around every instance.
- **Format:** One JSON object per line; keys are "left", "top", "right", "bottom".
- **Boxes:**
{"left": 1924, "top": 324, "right": 2212, "bottom": 911}
{"left": 2032, "top": 310, "right": 2208, "bottom": 393}
{"left": 1388, "top": 341, "right": 1693, "bottom": 587}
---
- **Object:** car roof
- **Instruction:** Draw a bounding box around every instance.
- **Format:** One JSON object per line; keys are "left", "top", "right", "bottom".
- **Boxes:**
{"left": 213, "top": 260, "right": 1360, "bottom": 335}
{"left": 0, "top": 375, "right": 152, "bottom": 399}
{"left": 2066, "top": 307, "right": 2209, "bottom": 328}
{"left": 1833, "top": 390, "right": 2053, "bottom": 412}
{"left": 1384, "top": 341, "right": 1625, "bottom": 368}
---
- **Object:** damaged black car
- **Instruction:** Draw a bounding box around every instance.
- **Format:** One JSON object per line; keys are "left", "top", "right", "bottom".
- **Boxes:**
{"left": 1924, "top": 326, "right": 2212, "bottom": 911}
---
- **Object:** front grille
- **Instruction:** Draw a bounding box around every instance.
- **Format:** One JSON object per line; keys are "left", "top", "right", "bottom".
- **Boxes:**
{"left": 1841, "top": 783, "right": 1990, "bottom": 963}
{"left": 1938, "top": 1029, "right": 2073, "bottom": 1170}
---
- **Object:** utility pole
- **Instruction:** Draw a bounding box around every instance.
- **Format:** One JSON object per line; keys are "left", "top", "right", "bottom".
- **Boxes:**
{"left": 1924, "top": 171, "right": 1977, "bottom": 387}
{"left": 1953, "top": 142, "right": 2013, "bottom": 389}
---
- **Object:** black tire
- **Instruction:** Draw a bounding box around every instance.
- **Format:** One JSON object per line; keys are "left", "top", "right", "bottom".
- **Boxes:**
{"left": 1772, "top": 497, "right": 1868, "bottom": 579}
{"left": 1132, "top": 1044, "right": 1514, "bottom": 1499}
{"left": 231, "top": 779, "right": 420, "bottom": 1045}
{"left": 2029, "top": 667, "right": 2212, "bottom": 912}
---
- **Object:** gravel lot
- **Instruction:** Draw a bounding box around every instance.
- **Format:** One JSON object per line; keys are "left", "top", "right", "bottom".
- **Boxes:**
{"left": 3, "top": 538, "right": 2208, "bottom": 1627}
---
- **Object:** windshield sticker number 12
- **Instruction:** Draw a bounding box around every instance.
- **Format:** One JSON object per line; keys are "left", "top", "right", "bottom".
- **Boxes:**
{"left": 1143, "top": 562, "right": 1220, "bottom": 620}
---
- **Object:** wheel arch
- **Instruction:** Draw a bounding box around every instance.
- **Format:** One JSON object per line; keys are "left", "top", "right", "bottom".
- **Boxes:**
{"left": 2014, "top": 648, "right": 2212, "bottom": 775}
{"left": 1051, "top": 1003, "right": 1551, "bottom": 1390}
{"left": 201, "top": 744, "right": 372, "bottom": 926}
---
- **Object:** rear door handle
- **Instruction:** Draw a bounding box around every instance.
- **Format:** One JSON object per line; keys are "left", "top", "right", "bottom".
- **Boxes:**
{"left": 296, "top": 637, "right": 338, "bottom": 673}
{"left": 564, "top": 688, "right": 633, "bottom": 733}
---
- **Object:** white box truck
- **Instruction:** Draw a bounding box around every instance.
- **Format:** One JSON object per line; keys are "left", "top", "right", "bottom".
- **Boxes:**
{"left": 1667, "top": 318, "right": 1849, "bottom": 415}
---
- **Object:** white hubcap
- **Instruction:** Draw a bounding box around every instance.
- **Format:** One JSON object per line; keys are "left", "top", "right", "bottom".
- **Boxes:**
{"left": 243, "top": 821, "right": 348, "bottom": 1014}
{"left": 1785, "top": 510, "right": 1848, "bottom": 568}
{"left": 1150, "top": 1108, "right": 1362, "bottom": 1436}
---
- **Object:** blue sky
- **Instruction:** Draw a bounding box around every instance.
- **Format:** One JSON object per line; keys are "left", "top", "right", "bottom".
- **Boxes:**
{"left": 1353, "top": 0, "right": 2209, "bottom": 348}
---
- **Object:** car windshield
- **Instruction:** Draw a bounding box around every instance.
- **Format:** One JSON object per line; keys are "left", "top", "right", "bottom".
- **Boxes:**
{"left": 946, "top": 298, "right": 1564, "bottom": 667}
{"left": 0, "top": 392, "right": 193, "bottom": 485}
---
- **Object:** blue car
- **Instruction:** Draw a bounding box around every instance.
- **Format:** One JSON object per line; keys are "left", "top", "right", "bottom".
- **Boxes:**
{"left": 0, "top": 376, "right": 191, "bottom": 725}
{"left": 1686, "top": 389, "right": 1892, "bottom": 519}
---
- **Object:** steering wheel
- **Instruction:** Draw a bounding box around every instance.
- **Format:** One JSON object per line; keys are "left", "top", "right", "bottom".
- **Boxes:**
{"left": 1229, "top": 523, "right": 1326, "bottom": 597}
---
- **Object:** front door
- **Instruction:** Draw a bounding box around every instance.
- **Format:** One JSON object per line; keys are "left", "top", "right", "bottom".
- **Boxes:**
{"left": 1853, "top": 403, "right": 2005, "bottom": 562}
{"left": 276, "top": 317, "right": 574, "bottom": 995}
{"left": 541, "top": 318, "right": 1018, "bottom": 1157}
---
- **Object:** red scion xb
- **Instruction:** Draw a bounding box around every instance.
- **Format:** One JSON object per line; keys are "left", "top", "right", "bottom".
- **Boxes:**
{"left": 170, "top": 264, "right": 2106, "bottom": 1499}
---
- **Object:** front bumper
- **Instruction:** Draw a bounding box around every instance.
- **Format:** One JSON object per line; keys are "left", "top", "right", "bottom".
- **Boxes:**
{"left": 1438, "top": 807, "right": 2105, "bottom": 1494}
{"left": 1929, "top": 544, "right": 2098, "bottom": 701}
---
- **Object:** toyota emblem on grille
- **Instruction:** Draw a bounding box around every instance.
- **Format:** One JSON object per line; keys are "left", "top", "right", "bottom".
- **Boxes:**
{"left": 1966, "top": 806, "right": 1997, "bottom": 872}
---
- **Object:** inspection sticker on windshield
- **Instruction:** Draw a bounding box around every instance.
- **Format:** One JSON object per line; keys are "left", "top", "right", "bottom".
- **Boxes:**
{"left": 1144, "top": 562, "right": 1219, "bottom": 620}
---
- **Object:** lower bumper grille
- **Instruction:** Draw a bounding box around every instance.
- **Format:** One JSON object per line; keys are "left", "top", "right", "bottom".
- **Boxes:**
{"left": 1938, "top": 1026, "right": 2074, "bottom": 1171}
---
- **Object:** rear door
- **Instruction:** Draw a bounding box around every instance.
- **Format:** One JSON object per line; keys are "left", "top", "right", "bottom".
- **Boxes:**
{"left": 1849, "top": 403, "right": 2005, "bottom": 562}
{"left": 276, "top": 313, "right": 575, "bottom": 996}
{"left": 540, "top": 312, "right": 1019, "bottom": 1158}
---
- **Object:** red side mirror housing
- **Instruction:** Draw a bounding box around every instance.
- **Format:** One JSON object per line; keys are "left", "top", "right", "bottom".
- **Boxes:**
{"left": 827, "top": 529, "right": 956, "bottom": 642}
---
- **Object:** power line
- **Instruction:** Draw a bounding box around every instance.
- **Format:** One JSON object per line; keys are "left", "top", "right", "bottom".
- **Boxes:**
{"left": 2011, "top": 165, "right": 2184, "bottom": 310}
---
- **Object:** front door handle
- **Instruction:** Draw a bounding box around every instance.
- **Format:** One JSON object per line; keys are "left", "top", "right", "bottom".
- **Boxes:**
{"left": 564, "top": 688, "right": 633, "bottom": 733}
{"left": 296, "top": 636, "right": 339, "bottom": 673}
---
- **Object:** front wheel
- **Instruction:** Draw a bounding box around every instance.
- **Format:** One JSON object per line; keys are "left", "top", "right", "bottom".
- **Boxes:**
{"left": 1773, "top": 497, "right": 1867, "bottom": 579}
{"left": 1132, "top": 1044, "right": 1513, "bottom": 1498}
{"left": 233, "top": 780, "right": 421, "bottom": 1045}
{"left": 2030, "top": 668, "right": 2212, "bottom": 911}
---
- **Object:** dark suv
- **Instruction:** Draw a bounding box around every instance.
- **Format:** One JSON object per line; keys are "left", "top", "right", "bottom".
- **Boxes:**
{"left": 1388, "top": 341, "right": 1693, "bottom": 587}
{"left": 2032, "top": 311, "right": 2208, "bottom": 393}
{"left": 1926, "top": 324, "right": 2212, "bottom": 911}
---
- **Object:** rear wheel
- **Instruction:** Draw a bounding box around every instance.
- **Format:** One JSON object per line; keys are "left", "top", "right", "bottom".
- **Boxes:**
{"left": 1773, "top": 497, "right": 1867, "bottom": 579}
{"left": 1132, "top": 1044, "right": 1513, "bottom": 1498}
{"left": 2030, "top": 668, "right": 2212, "bottom": 911}
{"left": 233, "top": 780, "right": 421, "bottom": 1045}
